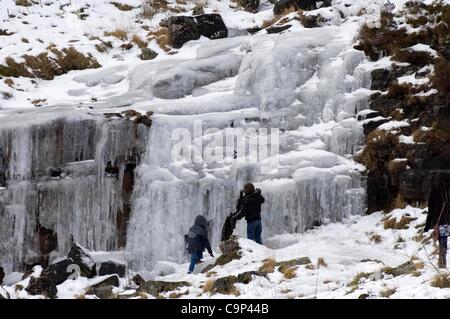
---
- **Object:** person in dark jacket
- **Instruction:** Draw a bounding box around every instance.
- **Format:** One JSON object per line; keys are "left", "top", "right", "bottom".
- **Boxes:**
{"left": 232, "top": 183, "right": 265, "bottom": 244}
{"left": 425, "top": 177, "right": 450, "bottom": 268}
{"left": 186, "top": 215, "right": 214, "bottom": 274}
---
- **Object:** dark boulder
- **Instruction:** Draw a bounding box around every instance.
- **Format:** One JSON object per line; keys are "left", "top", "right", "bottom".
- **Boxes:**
{"left": 140, "top": 47, "right": 158, "bottom": 60}
{"left": 67, "top": 243, "right": 96, "bottom": 278}
{"left": 26, "top": 276, "right": 58, "bottom": 299}
{"left": 132, "top": 274, "right": 145, "bottom": 286}
{"left": 195, "top": 14, "right": 228, "bottom": 40}
{"left": 98, "top": 260, "right": 126, "bottom": 278}
{"left": 367, "top": 172, "right": 392, "bottom": 213}
{"left": 274, "top": 0, "right": 331, "bottom": 15}
{"left": 370, "top": 68, "right": 391, "bottom": 91}
{"left": 212, "top": 276, "right": 238, "bottom": 295}
{"left": 42, "top": 258, "right": 76, "bottom": 285}
{"left": 266, "top": 25, "right": 292, "bottom": 34}
{"left": 237, "top": 0, "right": 260, "bottom": 13}
{"left": 137, "top": 280, "right": 190, "bottom": 297}
{"left": 168, "top": 16, "right": 200, "bottom": 49}
{"left": 362, "top": 118, "right": 389, "bottom": 135}
{"left": 236, "top": 271, "right": 267, "bottom": 284}
{"left": 0, "top": 267, "right": 4, "bottom": 285}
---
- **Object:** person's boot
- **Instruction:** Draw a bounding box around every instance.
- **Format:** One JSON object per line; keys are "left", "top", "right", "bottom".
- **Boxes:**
{"left": 196, "top": 259, "right": 203, "bottom": 264}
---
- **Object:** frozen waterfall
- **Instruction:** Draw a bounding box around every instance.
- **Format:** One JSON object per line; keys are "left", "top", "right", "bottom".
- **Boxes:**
{"left": 125, "top": 23, "right": 370, "bottom": 270}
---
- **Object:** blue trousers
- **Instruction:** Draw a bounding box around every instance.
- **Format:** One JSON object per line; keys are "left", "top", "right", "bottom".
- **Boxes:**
{"left": 188, "top": 251, "right": 203, "bottom": 273}
{"left": 247, "top": 219, "right": 262, "bottom": 244}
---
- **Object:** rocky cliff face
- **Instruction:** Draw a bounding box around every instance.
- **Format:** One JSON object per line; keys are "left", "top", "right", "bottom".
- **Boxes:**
{"left": 354, "top": 1, "right": 450, "bottom": 213}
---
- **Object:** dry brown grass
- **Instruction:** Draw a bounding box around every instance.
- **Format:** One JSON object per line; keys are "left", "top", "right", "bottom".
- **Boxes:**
{"left": 4, "top": 78, "right": 14, "bottom": 87}
{"left": 149, "top": 27, "right": 171, "bottom": 51}
{"left": 141, "top": 0, "right": 169, "bottom": 19}
{"left": 317, "top": 257, "right": 328, "bottom": 267}
{"left": 281, "top": 267, "right": 297, "bottom": 279}
{"left": 380, "top": 287, "right": 396, "bottom": 297}
{"left": 259, "top": 258, "right": 276, "bottom": 273}
{"left": 111, "top": 2, "right": 135, "bottom": 11}
{"left": 383, "top": 215, "right": 417, "bottom": 230}
{"left": 132, "top": 34, "right": 148, "bottom": 48}
{"left": 202, "top": 279, "right": 215, "bottom": 293}
{"left": 387, "top": 159, "right": 408, "bottom": 175}
{"left": 431, "top": 273, "right": 450, "bottom": 288}
{"left": 16, "top": 0, "right": 31, "bottom": 6}
{"left": 369, "top": 233, "right": 382, "bottom": 243}
{"left": 136, "top": 291, "right": 149, "bottom": 299}
{"left": 74, "top": 293, "right": 86, "bottom": 299}
{"left": 413, "top": 120, "right": 450, "bottom": 145}
{"left": 104, "top": 28, "right": 128, "bottom": 40}
{"left": 356, "top": 129, "right": 399, "bottom": 171}
{"left": 0, "top": 48, "right": 100, "bottom": 80}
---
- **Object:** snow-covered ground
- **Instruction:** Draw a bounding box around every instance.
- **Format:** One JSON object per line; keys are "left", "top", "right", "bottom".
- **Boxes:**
{"left": 3, "top": 205, "right": 449, "bottom": 299}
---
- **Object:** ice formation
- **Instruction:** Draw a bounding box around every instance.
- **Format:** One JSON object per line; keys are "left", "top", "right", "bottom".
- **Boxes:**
{"left": 0, "top": 4, "right": 376, "bottom": 272}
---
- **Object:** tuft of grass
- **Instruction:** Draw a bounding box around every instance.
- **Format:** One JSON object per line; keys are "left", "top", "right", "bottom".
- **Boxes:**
{"left": 206, "top": 271, "right": 217, "bottom": 278}
{"left": 383, "top": 215, "right": 417, "bottom": 230}
{"left": 259, "top": 258, "right": 276, "bottom": 273}
{"left": 4, "top": 78, "right": 14, "bottom": 87}
{"left": 0, "top": 48, "right": 100, "bottom": 80}
{"left": 431, "top": 273, "right": 450, "bottom": 288}
{"left": 16, "top": 0, "right": 31, "bottom": 6}
{"left": 110, "top": 2, "right": 135, "bottom": 11}
{"left": 104, "top": 28, "right": 128, "bottom": 40}
{"left": 202, "top": 279, "right": 215, "bottom": 293}
{"left": 149, "top": 27, "right": 171, "bottom": 51}
{"left": 317, "top": 257, "right": 328, "bottom": 267}
{"left": 132, "top": 34, "right": 148, "bottom": 48}
{"left": 141, "top": 0, "right": 168, "bottom": 19}
{"left": 369, "top": 233, "right": 382, "bottom": 243}
{"left": 348, "top": 272, "right": 372, "bottom": 287}
{"left": 281, "top": 267, "right": 297, "bottom": 279}
{"left": 136, "top": 291, "right": 149, "bottom": 299}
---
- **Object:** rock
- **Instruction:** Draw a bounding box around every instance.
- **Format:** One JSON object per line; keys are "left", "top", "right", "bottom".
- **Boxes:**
{"left": 358, "top": 293, "right": 370, "bottom": 299}
{"left": 140, "top": 47, "right": 158, "bottom": 60}
{"left": 370, "top": 68, "right": 391, "bottom": 91}
{"left": 98, "top": 260, "right": 126, "bottom": 278}
{"left": 195, "top": 14, "right": 228, "bottom": 40}
{"left": 212, "top": 276, "right": 238, "bottom": 295}
{"left": 0, "top": 267, "right": 4, "bottom": 285}
{"left": 367, "top": 173, "right": 392, "bottom": 213}
{"left": 0, "top": 286, "right": 10, "bottom": 299}
{"left": 276, "top": 257, "right": 311, "bottom": 270}
{"left": 192, "top": 4, "right": 204, "bottom": 15}
{"left": 236, "top": 271, "right": 267, "bottom": 284}
{"left": 237, "top": 0, "right": 259, "bottom": 13}
{"left": 382, "top": 261, "right": 415, "bottom": 277}
{"left": 137, "top": 280, "right": 190, "bottom": 297}
{"left": 134, "top": 114, "right": 152, "bottom": 127}
{"left": 168, "top": 16, "right": 200, "bottom": 49}
{"left": 90, "top": 285, "right": 116, "bottom": 299}
{"left": 273, "top": 0, "right": 331, "bottom": 15}
{"left": 132, "top": 274, "right": 145, "bottom": 286}
{"left": 201, "top": 264, "right": 216, "bottom": 274}
{"left": 67, "top": 243, "right": 96, "bottom": 278}
{"left": 87, "top": 275, "right": 120, "bottom": 294}
{"left": 362, "top": 118, "right": 389, "bottom": 135}
{"left": 26, "top": 277, "right": 58, "bottom": 299}
{"left": 216, "top": 235, "right": 241, "bottom": 266}
{"left": 42, "top": 258, "right": 76, "bottom": 285}
{"left": 266, "top": 25, "right": 292, "bottom": 34}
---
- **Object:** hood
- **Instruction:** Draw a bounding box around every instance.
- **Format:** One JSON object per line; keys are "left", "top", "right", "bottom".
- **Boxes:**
{"left": 194, "top": 215, "right": 208, "bottom": 229}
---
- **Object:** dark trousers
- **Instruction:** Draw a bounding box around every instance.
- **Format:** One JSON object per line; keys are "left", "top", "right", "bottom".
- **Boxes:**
{"left": 439, "top": 236, "right": 448, "bottom": 268}
{"left": 247, "top": 219, "right": 262, "bottom": 245}
{"left": 188, "top": 251, "right": 203, "bottom": 273}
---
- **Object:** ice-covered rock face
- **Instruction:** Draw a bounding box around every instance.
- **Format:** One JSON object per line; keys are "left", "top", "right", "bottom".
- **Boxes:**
{"left": 125, "top": 21, "right": 371, "bottom": 270}
{"left": 0, "top": 111, "right": 150, "bottom": 272}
